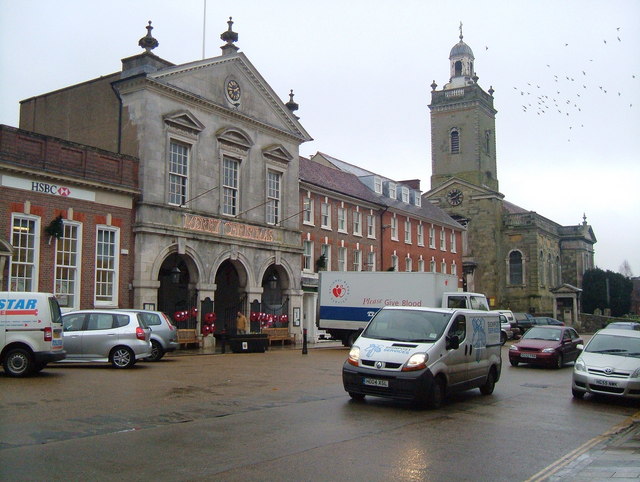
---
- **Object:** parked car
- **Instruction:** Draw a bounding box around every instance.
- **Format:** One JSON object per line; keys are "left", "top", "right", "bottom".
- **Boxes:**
{"left": 531, "top": 316, "right": 565, "bottom": 326}
{"left": 497, "top": 310, "right": 518, "bottom": 337}
{"left": 118, "top": 310, "right": 179, "bottom": 361}
{"left": 509, "top": 325, "right": 582, "bottom": 369}
{"left": 497, "top": 313, "right": 513, "bottom": 345}
{"left": 60, "top": 310, "right": 151, "bottom": 368}
{"left": 513, "top": 312, "right": 534, "bottom": 335}
{"left": 603, "top": 321, "right": 640, "bottom": 331}
{"left": 572, "top": 328, "right": 640, "bottom": 400}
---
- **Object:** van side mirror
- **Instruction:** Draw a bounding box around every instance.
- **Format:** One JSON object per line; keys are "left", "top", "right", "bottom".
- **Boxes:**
{"left": 576, "top": 344, "right": 584, "bottom": 351}
{"left": 447, "top": 335, "right": 460, "bottom": 350}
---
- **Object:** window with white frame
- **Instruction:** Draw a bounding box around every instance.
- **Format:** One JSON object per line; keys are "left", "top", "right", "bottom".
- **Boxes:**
{"left": 429, "top": 225, "right": 435, "bottom": 248}
{"left": 222, "top": 156, "right": 239, "bottom": 216}
{"left": 337, "top": 247, "right": 347, "bottom": 271}
{"left": 451, "top": 261, "right": 457, "bottom": 276}
{"left": 417, "top": 223, "right": 424, "bottom": 246}
{"left": 367, "top": 251, "right": 376, "bottom": 271}
{"left": 266, "top": 170, "right": 281, "bottom": 225}
{"left": 405, "top": 255, "right": 412, "bottom": 272}
{"left": 353, "top": 210, "right": 362, "bottom": 236}
{"left": 390, "top": 217, "right": 398, "bottom": 240}
{"left": 404, "top": 219, "right": 412, "bottom": 244}
{"left": 9, "top": 214, "right": 40, "bottom": 291}
{"left": 441, "top": 260, "right": 447, "bottom": 274}
{"left": 374, "top": 177, "right": 382, "bottom": 193}
{"left": 321, "top": 243, "right": 331, "bottom": 271}
{"left": 391, "top": 254, "right": 399, "bottom": 271}
{"left": 440, "top": 228, "right": 446, "bottom": 251}
{"left": 303, "top": 240, "right": 313, "bottom": 271}
{"left": 55, "top": 221, "right": 81, "bottom": 309}
{"left": 430, "top": 258, "right": 436, "bottom": 272}
{"left": 95, "top": 226, "right": 119, "bottom": 305}
{"left": 450, "top": 230, "right": 457, "bottom": 253}
{"left": 353, "top": 249, "right": 362, "bottom": 271}
{"left": 337, "top": 207, "right": 346, "bottom": 232}
{"left": 389, "top": 183, "right": 397, "bottom": 200}
{"left": 418, "top": 258, "right": 425, "bottom": 272}
{"left": 415, "top": 193, "right": 421, "bottom": 207}
{"left": 401, "top": 186, "right": 410, "bottom": 203}
{"left": 321, "top": 202, "right": 331, "bottom": 229}
{"left": 169, "top": 140, "right": 189, "bottom": 206}
{"left": 303, "top": 197, "right": 314, "bottom": 225}
{"left": 367, "top": 214, "right": 375, "bottom": 238}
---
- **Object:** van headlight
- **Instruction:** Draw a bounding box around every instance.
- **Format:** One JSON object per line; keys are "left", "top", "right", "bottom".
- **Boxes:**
{"left": 574, "top": 359, "right": 586, "bottom": 372}
{"left": 347, "top": 346, "right": 360, "bottom": 367}
{"left": 402, "top": 353, "right": 428, "bottom": 372}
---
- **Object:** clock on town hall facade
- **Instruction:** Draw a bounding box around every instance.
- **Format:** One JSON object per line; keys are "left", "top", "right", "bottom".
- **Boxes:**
{"left": 424, "top": 27, "right": 595, "bottom": 323}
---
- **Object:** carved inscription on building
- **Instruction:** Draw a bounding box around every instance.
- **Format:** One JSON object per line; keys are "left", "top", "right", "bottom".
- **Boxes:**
{"left": 183, "top": 214, "right": 277, "bottom": 243}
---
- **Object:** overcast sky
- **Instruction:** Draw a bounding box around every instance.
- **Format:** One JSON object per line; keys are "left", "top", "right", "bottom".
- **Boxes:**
{"left": 1, "top": 0, "right": 638, "bottom": 275}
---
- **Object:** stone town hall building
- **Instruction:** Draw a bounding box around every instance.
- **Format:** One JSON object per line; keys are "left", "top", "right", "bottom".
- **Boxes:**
{"left": 18, "top": 20, "right": 311, "bottom": 332}
{"left": 424, "top": 28, "right": 596, "bottom": 322}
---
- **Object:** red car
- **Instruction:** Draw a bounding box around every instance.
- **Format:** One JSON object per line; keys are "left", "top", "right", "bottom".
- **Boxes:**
{"left": 509, "top": 325, "right": 582, "bottom": 369}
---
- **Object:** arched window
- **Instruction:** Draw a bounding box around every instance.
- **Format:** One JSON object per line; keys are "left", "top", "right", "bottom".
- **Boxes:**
{"left": 450, "top": 129, "right": 460, "bottom": 154}
{"left": 454, "top": 60, "right": 463, "bottom": 77}
{"left": 509, "top": 251, "right": 523, "bottom": 285}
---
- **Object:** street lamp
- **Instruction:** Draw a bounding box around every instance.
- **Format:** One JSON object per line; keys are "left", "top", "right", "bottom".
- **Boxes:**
{"left": 170, "top": 265, "right": 181, "bottom": 284}
{"left": 267, "top": 273, "right": 278, "bottom": 290}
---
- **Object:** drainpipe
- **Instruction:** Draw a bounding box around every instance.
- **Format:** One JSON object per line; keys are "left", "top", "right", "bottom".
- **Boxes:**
{"left": 110, "top": 81, "right": 123, "bottom": 154}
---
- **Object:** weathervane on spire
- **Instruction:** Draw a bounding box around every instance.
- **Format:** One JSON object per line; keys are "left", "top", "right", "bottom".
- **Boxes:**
{"left": 459, "top": 21, "right": 464, "bottom": 40}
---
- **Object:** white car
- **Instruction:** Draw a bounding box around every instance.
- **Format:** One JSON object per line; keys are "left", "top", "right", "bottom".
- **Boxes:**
{"left": 572, "top": 328, "right": 640, "bottom": 400}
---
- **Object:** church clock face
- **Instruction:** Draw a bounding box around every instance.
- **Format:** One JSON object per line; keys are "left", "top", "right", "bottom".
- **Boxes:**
{"left": 446, "top": 188, "right": 463, "bottom": 206}
{"left": 226, "top": 79, "right": 241, "bottom": 102}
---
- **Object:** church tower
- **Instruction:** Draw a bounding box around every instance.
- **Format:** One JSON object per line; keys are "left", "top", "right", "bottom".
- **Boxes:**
{"left": 429, "top": 24, "right": 498, "bottom": 192}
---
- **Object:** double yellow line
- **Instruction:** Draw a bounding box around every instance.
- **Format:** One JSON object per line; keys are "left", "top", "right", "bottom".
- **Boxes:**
{"left": 526, "top": 410, "right": 640, "bottom": 481}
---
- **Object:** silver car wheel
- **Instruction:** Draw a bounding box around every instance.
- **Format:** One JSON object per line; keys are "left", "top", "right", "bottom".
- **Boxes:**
{"left": 111, "top": 347, "right": 135, "bottom": 369}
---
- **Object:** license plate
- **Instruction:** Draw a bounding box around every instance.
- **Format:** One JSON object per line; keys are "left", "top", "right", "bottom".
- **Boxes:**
{"left": 521, "top": 353, "right": 537, "bottom": 359}
{"left": 363, "top": 377, "right": 389, "bottom": 388}
{"left": 594, "top": 379, "right": 618, "bottom": 387}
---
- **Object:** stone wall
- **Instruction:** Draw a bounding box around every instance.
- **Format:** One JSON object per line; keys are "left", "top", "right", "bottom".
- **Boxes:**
{"left": 575, "top": 312, "right": 630, "bottom": 334}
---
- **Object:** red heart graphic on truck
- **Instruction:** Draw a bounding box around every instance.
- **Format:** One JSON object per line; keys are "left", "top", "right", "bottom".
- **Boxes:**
{"left": 332, "top": 285, "right": 343, "bottom": 298}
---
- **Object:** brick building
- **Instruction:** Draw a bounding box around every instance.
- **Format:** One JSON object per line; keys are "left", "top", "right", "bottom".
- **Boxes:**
{"left": 300, "top": 154, "right": 464, "bottom": 340}
{"left": 0, "top": 125, "right": 138, "bottom": 311}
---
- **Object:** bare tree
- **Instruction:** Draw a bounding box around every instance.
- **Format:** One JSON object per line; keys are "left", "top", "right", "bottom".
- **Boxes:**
{"left": 619, "top": 260, "right": 633, "bottom": 278}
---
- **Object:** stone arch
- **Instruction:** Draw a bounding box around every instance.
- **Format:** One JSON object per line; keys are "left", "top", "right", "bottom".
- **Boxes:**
{"left": 150, "top": 243, "right": 205, "bottom": 286}
{"left": 207, "top": 249, "right": 254, "bottom": 288}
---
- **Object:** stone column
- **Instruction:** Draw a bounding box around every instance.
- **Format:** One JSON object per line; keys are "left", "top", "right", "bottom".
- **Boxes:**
{"left": 133, "top": 279, "right": 161, "bottom": 309}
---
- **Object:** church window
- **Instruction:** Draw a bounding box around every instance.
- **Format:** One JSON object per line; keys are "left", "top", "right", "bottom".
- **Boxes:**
{"left": 454, "top": 60, "right": 463, "bottom": 77}
{"left": 450, "top": 129, "right": 460, "bottom": 154}
{"left": 509, "top": 250, "right": 524, "bottom": 285}
{"left": 539, "top": 250, "right": 545, "bottom": 287}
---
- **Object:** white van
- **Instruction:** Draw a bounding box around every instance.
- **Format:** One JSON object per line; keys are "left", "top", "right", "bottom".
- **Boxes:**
{"left": 1, "top": 292, "right": 66, "bottom": 377}
{"left": 342, "top": 307, "right": 502, "bottom": 407}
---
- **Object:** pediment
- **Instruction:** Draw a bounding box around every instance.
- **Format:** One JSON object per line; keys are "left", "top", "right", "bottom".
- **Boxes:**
{"left": 425, "top": 177, "right": 502, "bottom": 200}
{"left": 262, "top": 144, "right": 293, "bottom": 164}
{"left": 149, "top": 53, "right": 312, "bottom": 143}
{"left": 163, "top": 110, "right": 205, "bottom": 136}
{"left": 216, "top": 127, "right": 253, "bottom": 151}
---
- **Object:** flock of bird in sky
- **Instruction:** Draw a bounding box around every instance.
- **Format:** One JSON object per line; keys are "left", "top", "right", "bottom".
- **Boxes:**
{"left": 497, "top": 27, "right": 636, "bottom": 142}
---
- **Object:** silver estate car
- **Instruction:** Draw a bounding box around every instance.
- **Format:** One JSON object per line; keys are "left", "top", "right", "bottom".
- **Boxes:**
{"left": 60, "top": 310, "right": 151, "bottom": 368}
{"left": 572, "top": 328, "right": 640, "bottom": 400}
{"left": 118, "top": 310, "right": 179, "bottom": 361}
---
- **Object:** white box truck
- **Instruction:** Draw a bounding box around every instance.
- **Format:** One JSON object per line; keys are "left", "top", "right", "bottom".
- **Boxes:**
{"left": 318, "top": 271, "right": 489, "bottom": 346}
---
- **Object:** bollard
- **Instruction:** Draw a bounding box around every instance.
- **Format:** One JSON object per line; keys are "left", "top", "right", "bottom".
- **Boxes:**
{"left": 302, "top": 328, "right": 308, "bottom": 355}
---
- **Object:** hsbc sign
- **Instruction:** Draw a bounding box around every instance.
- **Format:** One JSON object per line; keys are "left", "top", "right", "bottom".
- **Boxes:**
{"left": 2, "top": 175, "right": 95, "bottom": 201}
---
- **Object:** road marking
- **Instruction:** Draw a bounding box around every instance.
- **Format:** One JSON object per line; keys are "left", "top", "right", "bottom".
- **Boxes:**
{"left": 526, "top": 410, "right": 640, "bottom": 482}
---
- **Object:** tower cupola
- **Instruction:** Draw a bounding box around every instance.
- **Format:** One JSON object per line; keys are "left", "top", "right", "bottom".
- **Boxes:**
{"left": 445, "top": 22, "right": 476, "bottom": 89}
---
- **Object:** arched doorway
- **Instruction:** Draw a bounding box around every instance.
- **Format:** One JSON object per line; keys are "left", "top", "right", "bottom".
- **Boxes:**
{"left": 257, "top": 266, "right": 288, "bottom": 328}
{"left": 157, "top": 253, "right": 198, "bottom": 329}
{"left": 214, "top": 260, "right": 246, "bottom": 334}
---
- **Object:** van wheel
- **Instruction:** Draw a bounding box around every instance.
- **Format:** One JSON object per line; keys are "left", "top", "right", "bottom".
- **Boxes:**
{"left": 427, "top": 377, "right": 445, "bottom": 409}
{"left": 110, "top": 347, "right": 135, "bottom": 369}
{"left": 146, "top": 340, "right": 164, "bottom": 362}
{"left": 3, "top": 348, "right": 34, "bottom": 377}
{"left": 480, "top": 369, "right": 496, "bottom": 395}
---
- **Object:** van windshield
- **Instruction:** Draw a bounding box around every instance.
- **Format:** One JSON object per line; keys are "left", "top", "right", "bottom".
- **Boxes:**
{"left": 362, "top": 309, "right": 453, "bottom": 343}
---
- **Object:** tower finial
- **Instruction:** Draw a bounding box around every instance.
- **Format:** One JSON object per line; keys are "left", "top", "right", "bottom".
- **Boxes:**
{"left": 459, "top": 21, "right": 463, "bottom": 40}
{"left": 138, "top": 21, "right": 159, "bottom": 52}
